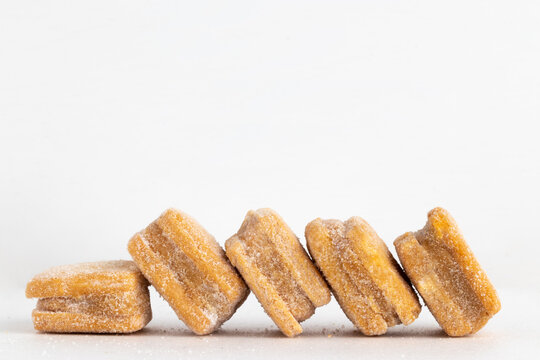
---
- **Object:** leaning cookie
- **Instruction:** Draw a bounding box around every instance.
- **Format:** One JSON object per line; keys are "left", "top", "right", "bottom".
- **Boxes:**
{"left": 305, "top": 217, "right": 421, "bottom": 335}
{"left": 128, "top": 208, "right": 249, "bottom": 335}
{"left": 394, "top": 207, "right": 501, "bottom": 336}
{"left": 225, "top": 208, "right": 331, "bottom": 337}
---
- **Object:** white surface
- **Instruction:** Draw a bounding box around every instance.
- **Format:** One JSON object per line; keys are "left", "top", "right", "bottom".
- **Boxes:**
{"left": 1, "top": 0, "right": 539, "bottom": 358}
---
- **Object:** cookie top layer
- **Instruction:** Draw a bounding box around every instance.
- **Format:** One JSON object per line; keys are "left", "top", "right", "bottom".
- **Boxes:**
{"left": 417, "top": 207, "right": 501, "bottom": 316}
{"left": 26, "top": 260, "right": 148, "bottom": 298}
{"left": 155, "top": 208, "right": 247, "bottom": 302}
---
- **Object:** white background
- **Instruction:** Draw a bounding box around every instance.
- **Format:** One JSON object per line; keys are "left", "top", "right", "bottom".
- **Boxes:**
{"left": 1, "top": 1, "right": 539, "bottom": 358}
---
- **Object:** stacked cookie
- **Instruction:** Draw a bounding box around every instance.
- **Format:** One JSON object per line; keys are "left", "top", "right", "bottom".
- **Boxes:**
{"left": 26, "top": 261, "right": 151, "bottom": 333}
{"left": 26, "top": 207, "right": 500, "bottom": 337}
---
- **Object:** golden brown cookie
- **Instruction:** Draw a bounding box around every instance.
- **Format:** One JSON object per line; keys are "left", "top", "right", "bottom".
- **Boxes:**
{"left": 26, "top": 260, "right": 151, "bottom": 333}
{"left": 305, "top": 217, "right": 421, "bottom": 335}
{"left": 128, "top": 208, "right": 248, "bottom": 335}
{"left": 394, "top": 207, "right": 501, "bottom": 336}
{"left": 225, "top": 208, "right": 331, "bottom": 337}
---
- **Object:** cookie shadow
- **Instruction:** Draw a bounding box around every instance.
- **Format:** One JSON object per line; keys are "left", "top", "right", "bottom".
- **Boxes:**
{"left": 382, "top": 327, "right": 447, "bottom": 338}
{"left": 140, "top": 324, "right": 448, "bottom": 338}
